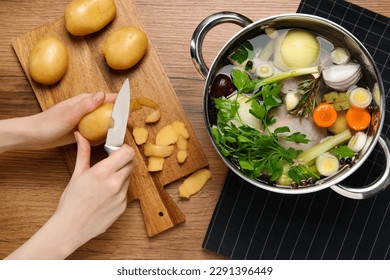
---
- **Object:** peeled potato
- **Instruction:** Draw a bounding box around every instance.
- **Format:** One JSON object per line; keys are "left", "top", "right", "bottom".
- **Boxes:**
{"left": 28, "top": 36, "right": 68, "bottom": 85}
{"left": 328, "top": 110, "right": 348, "bottom": 134}
{"left": 78, "top": 103, "right": 114, "bottom": 141}
{"left": 102, "top": 26, "right": 148, "bottom": 70}
{"left": 65, "top": 0, "right": 116, "bottom": 36}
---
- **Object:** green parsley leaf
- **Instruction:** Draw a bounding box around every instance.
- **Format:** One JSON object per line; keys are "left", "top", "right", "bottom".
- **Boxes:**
{"left": 269, "top": 156, "right": 284, "bottom": 181}
{"left": 229, "top": 41, "right": 254, "bottom": 65}
{"left": 249, "top": 99, "right": 266, "bottom": 120}
{"left": 284, "top": 132, "right": 310, "bottom": 144}
{"left": 214, "top": 97, "right": 239, "bottom": 126}
{"left": 288, "top": 168, "right": 301, "bottom": 184}
{"left": 231, "top": 69, "right": 250, "bottom": 93}
{"left": 239, "top": 160, "right": 254, "bottom": 171}
{"left": 330, "top": 146, "right": 355, "bottom": 158}
{"left": 274, "top": 126, "right": 290, "bottom": 134}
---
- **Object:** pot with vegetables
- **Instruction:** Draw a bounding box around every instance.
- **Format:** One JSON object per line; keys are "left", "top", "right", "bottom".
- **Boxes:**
{"left": 191, "top": 12, "right": 390, "bottom": 199}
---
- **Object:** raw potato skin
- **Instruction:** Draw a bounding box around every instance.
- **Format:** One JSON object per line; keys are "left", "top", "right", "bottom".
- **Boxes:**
{"left": 155, "top": 124, "right": 178, "bottom": 146}
{"left": 102, "top": 26, "right": 148, "bottom": 70}
{"left": 28, "top": 36, "right": 68, "bottom": 85}
{"left": 171, "top": 121, "right": 189, "bottom": 139}
{"left": 132, "top": 127, "right": 149, "bottom": 145}
{"left": 65, "top": 0, "right": 116, "bottom": 36}
{"left": 179, "top": 169, "right": 212, "bottom": 199}
{"left": 144, "top": 142, "right": 174, "bottom": 158}
{"left": 78, "top": 103, "right": 114, "bottom": 141}
{"left": 148, "top": 156, "right": 164, "bottom": 172}
{"left": 176, "top": 134, "right": 188, "bottom": 163}
{"left": 145, "top": 109, "right": 161, "bottom": 123}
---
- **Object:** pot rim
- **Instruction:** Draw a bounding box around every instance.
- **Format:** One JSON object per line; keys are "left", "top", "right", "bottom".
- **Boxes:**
{"left": 202, "top": 13, "right": 386, "bottom": 195}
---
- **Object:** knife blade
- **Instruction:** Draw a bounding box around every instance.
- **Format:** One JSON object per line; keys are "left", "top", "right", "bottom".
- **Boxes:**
{"left": 104, "top": 78, "right": 130, "bottom": 155}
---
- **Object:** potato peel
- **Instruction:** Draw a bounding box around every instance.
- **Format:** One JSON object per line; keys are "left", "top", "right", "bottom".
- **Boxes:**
{"left": 132, "top": 127, "right": 149, "bottom": 145}
{"left": 179, "top": 169, "right": 212, "bottom": 199}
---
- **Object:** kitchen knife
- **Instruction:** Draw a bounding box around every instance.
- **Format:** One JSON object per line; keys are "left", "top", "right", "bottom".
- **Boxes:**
{"left": 104, "top": 78, "right": 130, "bottom": 155}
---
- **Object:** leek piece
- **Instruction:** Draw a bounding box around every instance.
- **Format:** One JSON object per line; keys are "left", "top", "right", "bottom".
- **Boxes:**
{"left": 258, "top": 66, "right": 320, "bottom": 86}
{"left": 331, "top": 47, "right": 350, "bottom": 65}
{"left": 297, "top": 129, "right": 352, "bottom": 163}
{"left": 316, "top": 152, "right": 340, "bottom": 176}
{"left": 348, "top": 87, "right": 372, "bottom": 109}
{"left": 247, "top": 66, "right": 320, "bottom": 102}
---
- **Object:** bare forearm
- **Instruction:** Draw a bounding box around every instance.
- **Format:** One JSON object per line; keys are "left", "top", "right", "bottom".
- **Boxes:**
{"left": 0, "top": 117, "right": 34, "bottom": 153}
{"left": 4, "top": 213, "right": 81, "bottom": 260}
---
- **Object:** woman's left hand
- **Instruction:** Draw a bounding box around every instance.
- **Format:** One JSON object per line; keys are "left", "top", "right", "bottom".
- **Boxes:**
{"left": 26, "top": 92, "right": 116, "bottom": 150}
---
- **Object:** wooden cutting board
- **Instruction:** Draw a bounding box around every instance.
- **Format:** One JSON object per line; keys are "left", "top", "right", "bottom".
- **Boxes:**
{"left": 12, "top": 0, "right": 208, "bottom": 237}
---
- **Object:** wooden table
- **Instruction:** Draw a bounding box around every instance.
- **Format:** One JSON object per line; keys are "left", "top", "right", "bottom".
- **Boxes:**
{"left": 0, "top": 0, "right": 388, "bottom": 260}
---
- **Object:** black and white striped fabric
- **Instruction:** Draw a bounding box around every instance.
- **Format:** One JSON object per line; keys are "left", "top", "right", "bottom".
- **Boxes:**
{"left": 203, "top": 0, "right": 390, "bottom": 260}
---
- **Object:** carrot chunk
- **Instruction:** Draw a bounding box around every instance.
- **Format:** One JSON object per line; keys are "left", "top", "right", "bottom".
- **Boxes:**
{"left": 313, "top": 103, "right": 337, "bottom": 127}
{"left": 346, "top": 107, "right": 371, "bottom": 131}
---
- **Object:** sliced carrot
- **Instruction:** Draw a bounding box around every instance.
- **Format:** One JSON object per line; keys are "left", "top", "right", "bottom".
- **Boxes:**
{"left": 313, "top": 103, "right": 337, "bottom": 127}
{"left": 346, "top": 107, "right": 371, "bottom": 131}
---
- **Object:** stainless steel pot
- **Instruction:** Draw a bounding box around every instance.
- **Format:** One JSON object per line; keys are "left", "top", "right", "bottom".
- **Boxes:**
{"left": 191, "top": 12, "right": 390, "bottom": 199}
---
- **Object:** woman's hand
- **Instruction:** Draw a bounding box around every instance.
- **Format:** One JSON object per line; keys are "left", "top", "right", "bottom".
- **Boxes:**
{"left": 54, "top": 132, "right": 135, "bottom": 255}
{"left": 5, "top": 132, "right": 135, "bottom": 259}
{"left": 26, "top": 92, "right": 117, "bottom": 150}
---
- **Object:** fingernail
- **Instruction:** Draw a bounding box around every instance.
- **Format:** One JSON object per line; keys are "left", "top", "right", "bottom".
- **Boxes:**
{"left": 93, "top": 91, "right": 105, "bottom": 103}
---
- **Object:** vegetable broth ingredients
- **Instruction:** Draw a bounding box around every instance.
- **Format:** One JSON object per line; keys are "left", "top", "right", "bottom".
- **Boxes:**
{"left": 285, "top": 92, "right": 300, "bottom": 111}
{"left": 322, "top": 63, "right": 362, "bottom": 91}
{"left": 313, "top": 103, "right": 337, "bottom": 128}
{"left": 298, "top": 129, "right": 352, "bottom": 164}
{"left": 287, "top": 77, "right": 321, "bottom": 117}
{"left": 328, "top": 110, "right": 348, "bottom": 134}
{"left": 256, "top": 62, "right": 274, "bottom": 78}
{"left": 228, "top": 41, "right": 254, "bottom": 68}
{"left": 268, "top": 105, "right": 328, "bottom": 150}
{"left": 275, "top": 29, "right": 320, "bottom": 70}
{"left": 231, "top": 67, "right": 320, "bottom": 101}
{"left": 348, "top": 87, "right": 372, "bottom": 109}
{"left": 346, "top": 107, "right": 371, "bottom": 131}
{"left": 316, "top": 152, "right": 340, "bottom": 176}
{"left": 323, "top": 91, "right": 350, "bottom": 111}
{"left": 211, "top": 83, "right": 310, "bottom": 182}
{"left": 211, "top": 74, "right": 235, "bottom": 98}
{"left": 373, "top": 82, "right": 381, "bottom": 105}
{"left": 330, "top": 47, "right": 350, "bottom": 65}
{"left": 229, "top": 94, "right": 262, "bottom": 130}
{"left": 348, "top": 131, "right": 367, "bottom": 153}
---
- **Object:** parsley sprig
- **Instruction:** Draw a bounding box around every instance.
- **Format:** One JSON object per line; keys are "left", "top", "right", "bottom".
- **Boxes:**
{"left": 211, "top": 81, "right": 312, "bottom": 182}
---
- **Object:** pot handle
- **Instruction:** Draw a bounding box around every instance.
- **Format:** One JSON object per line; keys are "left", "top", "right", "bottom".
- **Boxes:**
{"left": 190, "top": 12, "right": 253, "bottom": 79}
{"left": 331, "top": 134, "right": 390, "bottom": 199}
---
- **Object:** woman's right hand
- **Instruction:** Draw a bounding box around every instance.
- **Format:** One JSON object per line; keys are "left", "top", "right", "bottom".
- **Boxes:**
{"left": 6, "top": 131, "right": 135, "bottom": 260}
{"left": 53, "top": 131, "right": 135, "bottom": 254}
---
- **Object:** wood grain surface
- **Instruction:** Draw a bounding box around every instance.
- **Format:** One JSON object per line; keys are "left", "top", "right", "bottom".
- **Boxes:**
{"left": 0, "top": 0, "right": 389, "bottom": 259}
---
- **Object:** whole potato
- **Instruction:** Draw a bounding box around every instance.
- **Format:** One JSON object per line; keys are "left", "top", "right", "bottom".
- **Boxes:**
{"left": 78, "top": 102, "right": 114, "bottom": 141}
{"left": 65, "top": 0, "right": 116, "bottom": 36}
{"left": 102, "top": 26, "right": 148, "bottom": 70}
{"left": 28, "top": 36, "right": 68, "bottom": 85}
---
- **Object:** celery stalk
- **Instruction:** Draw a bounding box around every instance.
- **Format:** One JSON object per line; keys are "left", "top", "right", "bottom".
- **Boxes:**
{"left": 297, "top": 129, "right": 352, "bottom": 163}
